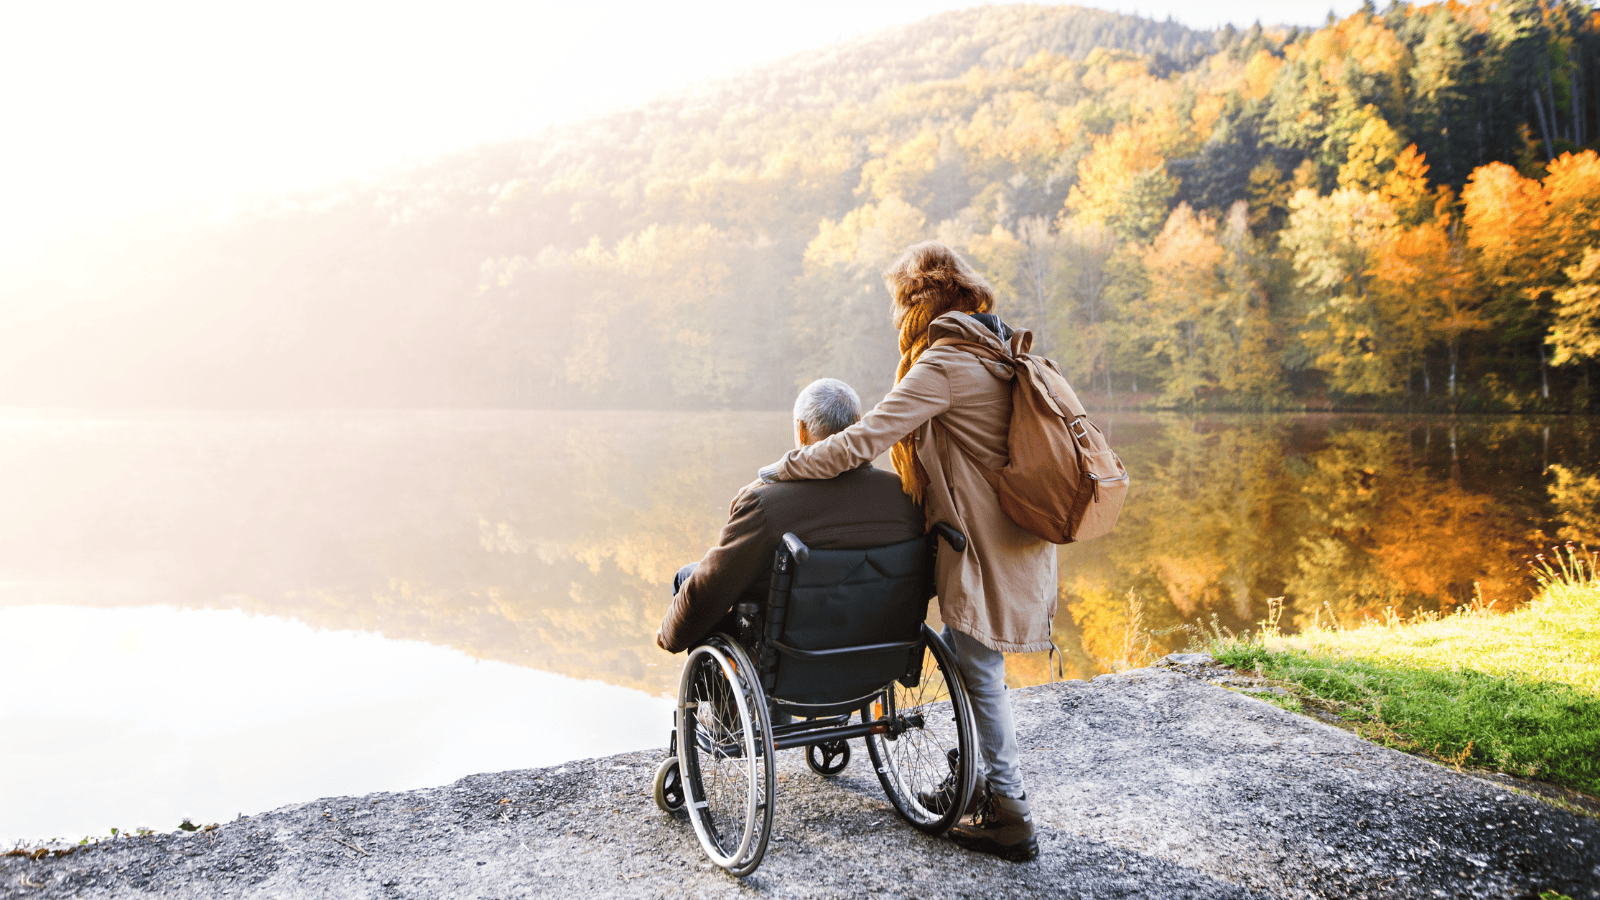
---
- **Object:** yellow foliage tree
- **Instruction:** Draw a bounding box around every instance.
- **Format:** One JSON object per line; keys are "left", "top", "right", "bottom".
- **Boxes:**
{"left": 1058, "top": 216, "right": 1120, "bottom": 393}
{"left": 1066, "top": 120, "right": 1179, "bottom": 242}
{"left": 1133, "top": 203, "right": 1226, "bottom": 403}
{"left": 1216, "top": 201, "right": 1281, "bottom": 399}
{"left": 1246, "top": 158, "right": 1294, "bottom": 229}
{"left": 570, "top": 224, "right": 741, "bottom": 403}
{"left": 1542, "top": 152, "right": 1600, "bottom": 373}
{"left": 966, "top": 216, "right": 1068, "bottom": 346}
{"left": 1243, "top": 49, "right": 1282, "bottom": 101}
{"left": 958, "top": 90, "right": 1072, "bottom": 179}
{"left": 793, "top": 197, "right": 929, "bottom": 399}
{"left": 1290, "top": 11, "right": 1414, "bottom": 124}
{"left": 1337, "top": 108, "right": 1404, "bottom": 194}
{"left": 858, "top": 129, "right": 941, "bottom": 202}
{"left": 1549, "top": 247, "right": 1600, "bottom": 366}
{"left": 1281, "top": 187, "right": 1401, "bottom": 395}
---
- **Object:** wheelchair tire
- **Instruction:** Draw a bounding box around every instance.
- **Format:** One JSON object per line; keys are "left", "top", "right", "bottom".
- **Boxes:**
{"left": 653, "top": 756, "right": 685, "bottom": 813}
{"left": 676, "top": 635, "right": 775, "bottom": 876}
{"left": 862, "top": 624, "right": 977, "bottom": 836}
{"left": 805, "top": 740, "right": 850, "bottom": 776}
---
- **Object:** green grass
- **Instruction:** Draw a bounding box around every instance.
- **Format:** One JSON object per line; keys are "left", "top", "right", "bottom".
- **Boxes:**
{"left": 1210, "top": 545, "right": 1600, "bottom": 795}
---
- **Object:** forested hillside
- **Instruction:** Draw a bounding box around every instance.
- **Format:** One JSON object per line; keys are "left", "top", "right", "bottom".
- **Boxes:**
{"left": 4, "top": 1, "right": 1598, "bottom": 411}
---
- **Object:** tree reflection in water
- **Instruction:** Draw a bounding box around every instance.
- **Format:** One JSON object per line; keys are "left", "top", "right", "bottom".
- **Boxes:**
{"left": 1046, "top": 415, "right": 1590, "bottom": 684}
{"left": 0, "top": 410, "right": 1593, "bottom": 697}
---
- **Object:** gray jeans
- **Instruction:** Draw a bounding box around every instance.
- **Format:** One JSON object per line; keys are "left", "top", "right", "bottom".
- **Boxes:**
{"left": 941, "top": 626, "right": 1024, "bottom": 799}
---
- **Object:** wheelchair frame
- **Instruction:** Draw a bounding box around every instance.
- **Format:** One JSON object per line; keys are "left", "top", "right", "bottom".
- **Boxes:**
{"left": 652, "top": 526, "right": 977, "bottom": 876}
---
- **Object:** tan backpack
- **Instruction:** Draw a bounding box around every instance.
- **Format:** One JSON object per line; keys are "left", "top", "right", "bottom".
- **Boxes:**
{"left": 932, "top": 331, "right": 1129, "bottom": 544}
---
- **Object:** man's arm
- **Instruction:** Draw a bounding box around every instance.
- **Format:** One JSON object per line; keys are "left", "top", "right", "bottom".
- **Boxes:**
{"left": 656, "top": 486, "right": 779, "bottom": 653}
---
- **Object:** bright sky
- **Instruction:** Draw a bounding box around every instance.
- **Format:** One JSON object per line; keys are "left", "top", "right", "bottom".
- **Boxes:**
{"left": 0, "top": 0, "right": 1363, "bottom": 249}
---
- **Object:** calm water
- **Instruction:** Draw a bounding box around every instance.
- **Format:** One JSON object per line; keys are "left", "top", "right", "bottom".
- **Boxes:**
{"left": 2, "top": 409, "right": 1594, "bottom": 842}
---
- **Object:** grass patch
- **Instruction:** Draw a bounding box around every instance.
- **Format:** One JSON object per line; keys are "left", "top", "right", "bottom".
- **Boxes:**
{"left": 1209, "top": 545, "right": 1600, "bottom": 795}
{"left": 1216, "top": 644, "right": 1600, "bottom": 792}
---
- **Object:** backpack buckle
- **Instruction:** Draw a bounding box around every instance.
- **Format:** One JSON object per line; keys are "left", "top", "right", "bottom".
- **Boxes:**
{"left": 1070, "top": 418, "right": 1089, "bottom": 441}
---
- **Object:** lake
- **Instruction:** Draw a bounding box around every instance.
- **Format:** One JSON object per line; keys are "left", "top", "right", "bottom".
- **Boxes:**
{"left": 2, "top": 409, "right": 1594, "bottom": 843}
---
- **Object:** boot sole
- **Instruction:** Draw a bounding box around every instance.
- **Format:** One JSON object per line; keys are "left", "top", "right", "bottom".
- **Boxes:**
{"left": 949, "top": 831, "right": 1039, "bottom": 863}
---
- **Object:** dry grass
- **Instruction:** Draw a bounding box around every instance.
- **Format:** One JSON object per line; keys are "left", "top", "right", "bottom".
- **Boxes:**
{"left": 1267, "top": 545, "right": 1599, "bottom": 693}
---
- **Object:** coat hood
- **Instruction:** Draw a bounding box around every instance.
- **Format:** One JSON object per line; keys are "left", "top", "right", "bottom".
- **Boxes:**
{"left": 927, "top": 311, "right": 1014, "bottom": 350}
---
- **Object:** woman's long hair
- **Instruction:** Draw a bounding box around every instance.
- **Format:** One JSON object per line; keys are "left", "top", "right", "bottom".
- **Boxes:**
{"left": 884, "top": 241, "right": 995, "bottom": 503}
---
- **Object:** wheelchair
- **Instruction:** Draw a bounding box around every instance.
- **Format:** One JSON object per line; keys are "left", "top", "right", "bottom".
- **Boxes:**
{"left": 650, "top": 524, "right": 977, "bottom": 876}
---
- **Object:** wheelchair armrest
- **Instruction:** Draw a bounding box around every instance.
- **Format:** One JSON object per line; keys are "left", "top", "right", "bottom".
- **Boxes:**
{"left": 781, "top": 532, "right": 810, "bottom": 563}
{"left": 931, "top": 522, "right": 967, "bottom": 553}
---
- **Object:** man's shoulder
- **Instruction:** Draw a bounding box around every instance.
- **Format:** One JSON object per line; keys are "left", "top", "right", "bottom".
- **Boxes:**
{"left": 751, "top": 464, "right": 922, "bottom": 539}
{"left": 845, "top": 464, "right": 907, "bottom": 491}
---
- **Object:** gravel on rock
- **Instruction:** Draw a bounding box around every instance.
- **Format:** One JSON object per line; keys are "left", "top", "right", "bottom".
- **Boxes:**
{"left": 4, "top": 669, "right": 1597, "bottom": 899}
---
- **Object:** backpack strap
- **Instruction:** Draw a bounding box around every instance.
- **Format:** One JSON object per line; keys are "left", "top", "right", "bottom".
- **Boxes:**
{"left": 932, "top": 333, "right": 1081, "bottom": 420}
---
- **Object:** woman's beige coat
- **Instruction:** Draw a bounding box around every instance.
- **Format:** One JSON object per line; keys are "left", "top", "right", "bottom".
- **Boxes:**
{"left": 765, "top": 312, "right": 1057, "bottom": 652}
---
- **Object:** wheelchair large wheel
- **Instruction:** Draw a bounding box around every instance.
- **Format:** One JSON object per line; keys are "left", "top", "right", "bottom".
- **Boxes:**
{"left": 862, "top": 624, "right": 977, "bottom": 835}
{"left": 676, "top": 636, "right": 775, "bottom": 876}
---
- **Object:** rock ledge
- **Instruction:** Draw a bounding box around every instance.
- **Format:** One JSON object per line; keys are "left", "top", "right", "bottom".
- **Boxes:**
{"left": 5, "top": 674, "right": 1597, "bottom": 899}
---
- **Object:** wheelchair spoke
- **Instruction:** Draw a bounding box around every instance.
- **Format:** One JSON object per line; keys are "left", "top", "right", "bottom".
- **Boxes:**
{"left": 676, "top": 638, "right": 776, "bottom": 874}
{"left": 695, "top": 660, "right": 750, "bottom": 852}
{"left": 863, "top": 627, "right": 975, "bottom": 835}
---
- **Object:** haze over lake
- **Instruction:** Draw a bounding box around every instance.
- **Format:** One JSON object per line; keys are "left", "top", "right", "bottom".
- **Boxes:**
{"left": 3, "top": 408, "right": 1593, "bottom": 842}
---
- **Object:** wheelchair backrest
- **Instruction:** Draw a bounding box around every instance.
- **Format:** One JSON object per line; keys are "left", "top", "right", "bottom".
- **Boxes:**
{"left": 756, "top": 534, "right": 933, "bottom": 711}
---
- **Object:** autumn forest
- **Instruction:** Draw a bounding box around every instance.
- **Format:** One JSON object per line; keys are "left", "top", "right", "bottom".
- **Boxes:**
{"left": 3, "top": 1, "right": 1599, "bottom": 413}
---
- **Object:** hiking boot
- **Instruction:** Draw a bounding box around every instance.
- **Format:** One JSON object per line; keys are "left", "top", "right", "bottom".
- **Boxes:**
{"left": 917, "top": 749, "right": 988, "bottom": 816}
{"left": 949, "top": 791, "right": 1039, "bottom": 862}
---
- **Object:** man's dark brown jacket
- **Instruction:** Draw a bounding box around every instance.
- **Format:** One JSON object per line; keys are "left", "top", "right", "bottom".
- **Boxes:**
{"left": 657, "top": 464, "right": 924, "bottom": 653}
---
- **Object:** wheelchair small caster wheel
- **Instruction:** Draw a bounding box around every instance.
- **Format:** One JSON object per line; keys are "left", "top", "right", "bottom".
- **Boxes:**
{"left": 654, "top": 757, "right": 685, "bottom": 813}
{"left": 806, "top": 740, "right": 850, "bottom": 776}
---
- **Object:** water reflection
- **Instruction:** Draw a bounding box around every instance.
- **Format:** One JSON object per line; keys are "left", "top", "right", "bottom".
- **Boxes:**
{"left": 0, "top": 605, "right": 672, "bottom": 844}
{"left": 1038, "top": 414, "right": 1600, "bottom": 684}
{"left": 1, "top": 410, "right": 1595, "bottom": 839}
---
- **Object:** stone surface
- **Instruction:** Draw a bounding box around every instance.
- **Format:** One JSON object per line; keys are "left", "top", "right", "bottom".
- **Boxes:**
{"left": 4, "top": 673, "right": 1597, "bottom": 899}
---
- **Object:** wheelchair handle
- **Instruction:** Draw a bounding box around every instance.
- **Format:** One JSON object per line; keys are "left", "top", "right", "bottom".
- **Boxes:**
{"left": 781, "top": 532, "right": 810, "bottom": 563}
{"left": 931, "top": 522, "right": 967, "bottom": 553}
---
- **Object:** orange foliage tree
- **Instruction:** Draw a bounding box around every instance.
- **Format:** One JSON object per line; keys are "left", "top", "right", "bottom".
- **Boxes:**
{"left": 1464, "top": 151, "right": 1600, "bottom": 397}
{"left": 1372, "top": 216, "right": 1482, "bottom": 398}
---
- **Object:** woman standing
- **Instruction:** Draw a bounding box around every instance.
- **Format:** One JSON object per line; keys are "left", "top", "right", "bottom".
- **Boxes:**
{"left": 758, "top": 241, "right": 1055, "bottom": 862}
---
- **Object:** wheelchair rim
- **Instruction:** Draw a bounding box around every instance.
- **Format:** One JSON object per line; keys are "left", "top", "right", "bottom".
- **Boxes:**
{"left": 675, "top": 638, "right": 773, "bottom": 872}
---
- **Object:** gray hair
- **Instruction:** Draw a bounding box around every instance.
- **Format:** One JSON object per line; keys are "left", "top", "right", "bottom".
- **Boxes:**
{"left": 793, "top": 378, "right": 861, "bottom": 440}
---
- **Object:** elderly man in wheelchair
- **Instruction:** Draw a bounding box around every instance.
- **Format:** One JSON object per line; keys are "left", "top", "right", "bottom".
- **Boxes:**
{"left": 652, "top": 378, "right": 978, "bottom": 876}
